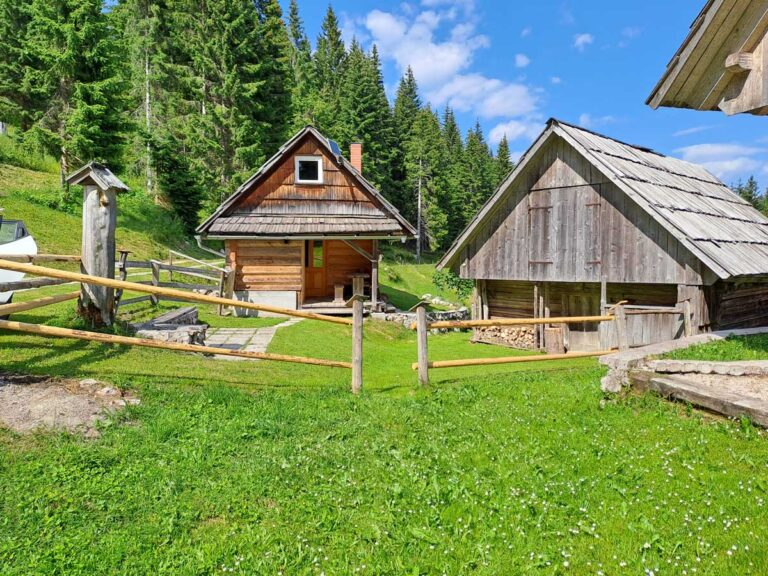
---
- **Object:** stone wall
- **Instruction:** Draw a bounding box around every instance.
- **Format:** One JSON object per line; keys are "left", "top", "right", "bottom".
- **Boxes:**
{"left": 383, "top": 308, "right": 470, "bottom": 332}
{"left": 472, "top": 326, "right": 536, "bottom": 349}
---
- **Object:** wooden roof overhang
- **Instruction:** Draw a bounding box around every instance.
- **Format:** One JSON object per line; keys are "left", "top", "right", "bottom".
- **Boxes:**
{"left": 647, "top": 0, "right": 768, "bottom": 115}
{"left": 438, "top": 118, "right": 768, "bottom": 282}
{"left": 197, "top": 126, "right": 416, "bottom": 241}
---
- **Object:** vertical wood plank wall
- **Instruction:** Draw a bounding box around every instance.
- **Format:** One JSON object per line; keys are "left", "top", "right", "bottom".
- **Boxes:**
{"left": 324, "top": 240, "right": 373, "bottom": 297}
{"left": 462, "top": 136, "right": 705, "bottom": 286}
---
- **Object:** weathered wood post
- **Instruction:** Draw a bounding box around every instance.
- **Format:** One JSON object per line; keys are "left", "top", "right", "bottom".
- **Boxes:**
{"left": 683, "top": 299, "right": 693, "bottom": 337}
{"left": 348, "top": 294, "right": 365, "bottom": 394}
{"left": 416, "top": 304, "right": 429, "bottom": 386}
{"left": 371, "top": 240, "right": 379, "bottom": 311}
{"left": 149, "top": 260, "right": 161, "bottom": 306}
{"left": 65, "top": 163, "right": 129, "bottom": 327}
{"left": 615, "top": 303, "right": 629, "bottom": 351}
{"left": 114, "top": 249, "right": 131, "bottom": 310}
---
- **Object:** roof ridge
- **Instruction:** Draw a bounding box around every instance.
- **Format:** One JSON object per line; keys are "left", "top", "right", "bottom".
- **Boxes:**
{"left": 547, "top": 117, "right": 662, "bottom": 156}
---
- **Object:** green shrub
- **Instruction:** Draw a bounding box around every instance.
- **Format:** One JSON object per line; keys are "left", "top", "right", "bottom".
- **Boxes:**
{"left": 433, "top": 268, "right": 474, "bottom": 300}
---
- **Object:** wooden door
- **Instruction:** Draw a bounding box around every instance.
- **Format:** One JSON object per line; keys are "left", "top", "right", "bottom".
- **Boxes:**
{"left": 563, "top": 292, "right": 601, "bottom": 351}
{"left": 304, "top": 240, "right": 326, "bottom": 300}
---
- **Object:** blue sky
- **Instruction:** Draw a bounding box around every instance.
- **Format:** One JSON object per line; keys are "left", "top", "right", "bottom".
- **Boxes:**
{"left": 282, "top": 0, "right": 768, "bottom": 187}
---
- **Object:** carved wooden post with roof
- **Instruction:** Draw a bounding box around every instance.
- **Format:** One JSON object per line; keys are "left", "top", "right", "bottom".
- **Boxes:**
{"left": 66, "top": 162, "right": 129, "bottom": 327}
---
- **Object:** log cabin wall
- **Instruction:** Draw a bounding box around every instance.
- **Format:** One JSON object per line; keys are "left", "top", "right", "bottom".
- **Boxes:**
{"left": 226, "top": 240, "right": 303, "bottom": 293}
{"left": 324, "top": 240, "right": 372, "bottom": 298}
{"left": 710, "top": 281, "right": 768, "bottom": 329}
{"left": 462, "top": 136, "right": 705, "bottom": 286}
{"left": 233, "top": 135, "right": 383, "bottom": 222}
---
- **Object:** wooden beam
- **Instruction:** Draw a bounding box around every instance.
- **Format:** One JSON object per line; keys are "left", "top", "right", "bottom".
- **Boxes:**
{"left": 408, "top": 315, "right": 615, "bottom": 331}
{"left": 0, "top": 318, "right": 352, "bottom": 369}
{"left": 371, "top": 240, "right": 379, "bottom": 311}
{"left": 0, "top": 277, "right": 70, "bottom": 291}
{"left": 411, "top": 349, "right": 613, "bottom": 370}
{"left": 0, "top": 259, "right": 353, "bottom": 325}
{"left": 351, "top": 295, "right": 364, "bottom": 393}
{"left": 0, "top": 291, "right": 79, "bottom": 316}
{"left": 341, "top": 239, "right": 375, "bottom": 262}
{"left": 725, "top": 52, "right": 754, "bottom": 74}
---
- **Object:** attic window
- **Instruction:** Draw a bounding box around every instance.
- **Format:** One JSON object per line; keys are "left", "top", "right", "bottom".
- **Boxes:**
{"left": 295, "top": 155, "right": 323, "bottom": 184}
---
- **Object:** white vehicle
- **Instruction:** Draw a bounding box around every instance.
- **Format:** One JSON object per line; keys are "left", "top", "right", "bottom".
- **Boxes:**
{"left": 0, "top": 214, "right": 37, "bottom": 305}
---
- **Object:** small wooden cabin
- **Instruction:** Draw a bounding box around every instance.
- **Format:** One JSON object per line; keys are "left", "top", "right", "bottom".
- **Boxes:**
{"left": 438, "top": 119, "right": 768, "bottom": 351}
{"left": 197, "top": 126, "right": 415, "bottom": 313}
{"left": 648, "top": 0, "right": 768, "bottom": 116}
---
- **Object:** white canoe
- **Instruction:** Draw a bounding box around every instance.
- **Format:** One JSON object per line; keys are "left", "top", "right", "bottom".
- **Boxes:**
{"left": 0, "top": 220, "right": 37, "bottom": 304}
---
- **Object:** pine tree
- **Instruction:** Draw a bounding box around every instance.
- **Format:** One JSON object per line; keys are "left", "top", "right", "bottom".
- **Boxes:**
{"left": 313, "top": 5, "right": 346, "bottom": 139}
{"left": 391, "top": 67, "right": 422, "bottom": 212}
{"left": 495, "top": 134, "right": 514, "bottom": 185}
{"left": 462, "top": 121, "right": 495, "bottom": 224}
{"left": 404, "top": 107, "right": 449, "bottom": 253}
{"left": 152, "top": 134, "right": 202, "bottom": 232}
{"left": 255, "top": 0, "right": 293, "bottom": 158}
{"left": 733, "top": 175, "right": 762, "bottom": 210}
{"left": 0, "top": 0, "right": 40, "bottom": 132}
{"left": 338, "top": 41, "right": 395, "bottom": 194}
{"left": 287, "top": 0, "right": 317, "bottom": 129}
{"left": 441, "top": 106, "right": 466, "bottom": 242}
{"left": 18, "top": 0, "right": 132, "bottom": 185}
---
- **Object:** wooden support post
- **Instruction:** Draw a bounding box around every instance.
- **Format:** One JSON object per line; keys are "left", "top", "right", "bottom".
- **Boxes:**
{"left": 79, "top": 184, "right": 117, "bottom": 327}
{"left": 351, "top": 295, "right": 364, "bottom": 394}
{"left": 217, "top": 269, "right": 227, "bottom": 316}
{"left": 683, "top": 299, "right": 693, "bottom": 337}
{"left": 150, "top": 260, "right": 160, "bottom": 306}
{"left": 416, "top": 304, "right": 429, "bottom": 387}
{"left": 615, "top": 303, "right": 629, "bottom": 351}
{"left": 371, "top": 240, "right": 379, "bottom": 312}
{"left": 115, "top": 250, "right": 130, "bottom": 309}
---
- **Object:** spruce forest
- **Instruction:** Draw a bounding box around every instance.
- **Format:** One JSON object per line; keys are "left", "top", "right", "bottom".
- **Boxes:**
{"left": 0, "top": 0, "right": 514, "bottom": 250}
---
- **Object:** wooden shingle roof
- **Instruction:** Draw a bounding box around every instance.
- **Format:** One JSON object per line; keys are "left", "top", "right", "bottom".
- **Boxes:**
{"left": 439, "top": 119, "right": 768, "bottom": 280}
{"left": 197, "top": 126, "right": 415, "bottom": 239}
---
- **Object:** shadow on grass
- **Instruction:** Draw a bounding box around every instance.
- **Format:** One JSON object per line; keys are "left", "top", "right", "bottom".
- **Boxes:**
{"left": 380, "top": 284, "right": 425, "bottom": 311}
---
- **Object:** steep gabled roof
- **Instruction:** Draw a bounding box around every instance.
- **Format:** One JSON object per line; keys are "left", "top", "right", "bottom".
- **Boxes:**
{"left": 66, "top": 162, "right": 129, "bottom": 192}
{"left": 439, "top": 119, "right": 768, "bottom": 280}
{"left": 197, "top": 126, "right": 415, "bottom": 238}
{"left": 647, "top": 0, "right": 768, "bottom": 114}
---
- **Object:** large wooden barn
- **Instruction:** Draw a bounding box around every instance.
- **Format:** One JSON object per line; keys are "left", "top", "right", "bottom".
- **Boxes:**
{"left": 439, "top": 119, "right": 768, "bottom": 351}
{"left": 197, "top": 126, "right": 415, "bottom": 313}
{"left": 648, "top": 0, "right": 768, "bottom": 116}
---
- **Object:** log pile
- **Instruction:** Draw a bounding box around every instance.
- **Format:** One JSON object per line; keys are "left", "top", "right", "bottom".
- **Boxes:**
{"left": 472, "top": 325, "right": 536, "bottom": 349}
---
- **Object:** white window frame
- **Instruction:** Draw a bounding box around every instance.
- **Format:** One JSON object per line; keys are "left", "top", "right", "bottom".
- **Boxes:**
{"left": 294, "top": 155, "right": 324, "bottom": 184}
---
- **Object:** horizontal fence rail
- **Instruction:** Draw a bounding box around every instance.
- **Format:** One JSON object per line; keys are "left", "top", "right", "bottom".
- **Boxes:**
{"left": 0, "top": 254, "right": 81, "bottom": 263}
{"left": 0, "top": 258, "right": 352, "bottom": 326}
{"left": 0, "top": 292, "right": 79, "bottom": 316}
{"left": 0, "top": 319, "right": 351, "bottom": 368}
{"left": 413, "top": 305, "right": 623, "bottom": 386}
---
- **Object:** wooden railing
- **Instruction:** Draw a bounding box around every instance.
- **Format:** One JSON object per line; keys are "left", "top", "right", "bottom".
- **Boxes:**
{"left": 0, "top": 258, "right": 366, "bottom": 393}
{"left": 411, "top": 305, "right": 625, "bottom": 386}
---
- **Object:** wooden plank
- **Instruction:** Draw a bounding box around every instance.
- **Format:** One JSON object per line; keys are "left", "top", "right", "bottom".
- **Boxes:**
{"left": 0, "top": 318, "right": 352, "bottom": 369}
{"left": 117, "top": 295, "right": 152, "bottom": 306}
{"left": 0, "top": 259, "right": 353, "bottom": 325}
{"left": 416, "top": 305, "right": 429, "bottom": 386}
{"left": 615, "top": 304, "right": 629, "bottom": 351}
{"left": 411, "top": 349, "right": 613, "bottom": 370}
{"left": 0, "top": 292, "right": 79, "bottom": 316}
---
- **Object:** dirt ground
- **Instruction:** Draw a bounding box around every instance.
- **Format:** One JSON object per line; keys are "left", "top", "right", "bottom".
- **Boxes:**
{"left": 0, "top": 374, "right": 138, "bottom": 438}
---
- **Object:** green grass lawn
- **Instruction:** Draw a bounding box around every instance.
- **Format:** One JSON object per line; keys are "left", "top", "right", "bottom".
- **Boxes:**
{"left": 662, "top": 334, "right": 768, "bottom": 363}
{"left": 2, "top": 289, "right": 768, "bottom": 574}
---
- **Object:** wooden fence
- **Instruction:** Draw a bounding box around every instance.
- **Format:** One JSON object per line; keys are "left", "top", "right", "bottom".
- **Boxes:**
{"left": 0, "top": 258, "right": 365, "bottom": 393}
{"left": 411, "top": 306, "right": 624, "bottom": 386}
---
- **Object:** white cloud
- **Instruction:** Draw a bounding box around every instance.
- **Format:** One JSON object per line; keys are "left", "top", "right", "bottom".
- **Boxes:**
{"left": 676, "top": 143, "right": 766, "bottom": 178}
{"left": 489, "top": 119, "right": 543, "bottom": 145}
{"left": 618, "top": 26, "right": 641, "bottom": 48}
{"left": 515, "top": 54, "right": 531, "bottom": 68}
{"left": 429, "top": 74, "right": 538, "bottom": 118}
{"left": 363, "top": 4, "right": 541, "bottom": 131}
{"left": 578, "top": 113, "right": 616, "bottom": 129}
{"left": 521, "top": 26, "right": 532, "bottom": 38}
{"left": 574, "top": 33, "right": 594, "bottom": 51}
{"left": 550, "top": 76, "right": 562, "bottom": 85}
{"left": 672, "top": 126, "right": 712, "bottom": 137}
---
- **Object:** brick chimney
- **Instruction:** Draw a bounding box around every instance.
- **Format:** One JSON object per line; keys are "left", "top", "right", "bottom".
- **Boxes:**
{"left": 350, "top": 142, "right": 362, "bottom": 173}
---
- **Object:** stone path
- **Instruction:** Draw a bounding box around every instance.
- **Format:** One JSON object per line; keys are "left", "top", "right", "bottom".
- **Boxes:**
{"left": 206, "top": 317, "right": 303, "bottom": 360}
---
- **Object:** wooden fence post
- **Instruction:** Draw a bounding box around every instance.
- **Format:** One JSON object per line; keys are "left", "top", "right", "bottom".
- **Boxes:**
{"left": 150, "top": 260, "right": 160, "bottom": 305}
{"left": 416, "top": 304, "right": 429, "bottom": 386}
{"left": 683, "top": 300, "right": 693, "bottom": 337}
{"left": 615, "top": 303, "right": 629, "bottom": 351}
{"left": 114, "top": 250, "right": 130, "bottom": 310}
{"left": 351, "top": 295, "right": 364, "bottom": 394}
